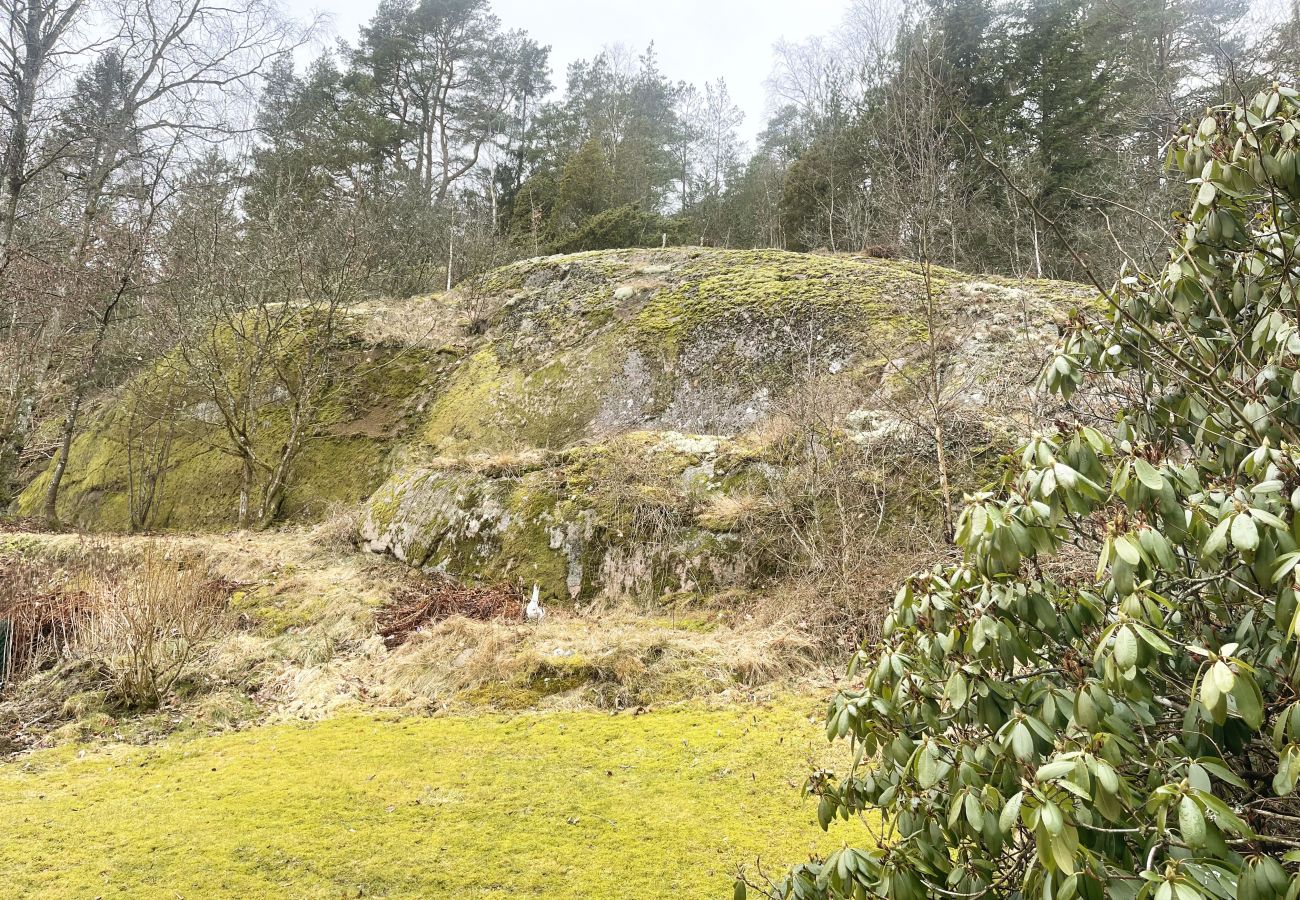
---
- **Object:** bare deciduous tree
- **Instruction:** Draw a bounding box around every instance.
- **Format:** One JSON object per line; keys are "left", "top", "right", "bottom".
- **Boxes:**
{"left": 169, "top": 174, "right": 374, "bottom": 530}
{"left": 871, "top": 30, "right": 971, "bottom": 535}
{"left": 37, "top": 0, "right": 306, "bottom": 525}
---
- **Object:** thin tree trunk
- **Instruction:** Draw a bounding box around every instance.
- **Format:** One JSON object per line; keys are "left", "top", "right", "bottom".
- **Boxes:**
{"left": 42, "top": 390, "right": 82, "bottom": 526}
{"left": 920, "top": 237, "right": 953, "bottom": 538}
{"left": 255, "top": 404, "right": 304, "bottom": 530}
{"left": 43, "top": 302, "right": 116, "bottom": 526}
{"left": 238, "top": 454, "right": 253, "bottom": 529}
{"left": 446, "top": 227, "right": 454, "bottom": 292}
{"left": 42, "top": 177, "right": 130, "bottom": 526}
{"left": 1032, "top": 219, "right": 1043, "bottom": 278}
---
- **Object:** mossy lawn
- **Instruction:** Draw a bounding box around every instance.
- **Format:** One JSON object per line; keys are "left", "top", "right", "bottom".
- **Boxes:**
{"left": 0, "top": 700, "right": 853, "bottom": 898}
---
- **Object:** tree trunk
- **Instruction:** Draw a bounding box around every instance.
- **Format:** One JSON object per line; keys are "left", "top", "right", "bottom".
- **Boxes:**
{"left": 44, "top": 307, "right": 114, "bottom": 526}
{"left": 42, "top": 209, "right": 128, "bottom": 526}
{"left": 920, "top": 243, "right": 954, "bottom": 538}
{"left": 238, "top": 454, "right": 253, "bottom": 529}
{"left": 1032, "top": 219, "right": 1043, "bottom": 279}
{"left": 42, "top": 390, "right": 82, "bottom": 527}
{"left": 933, "top": 419, "right": 954, "bottom": 538}
{"left": 0, "top": 394, "right": 33, "bottom": 506}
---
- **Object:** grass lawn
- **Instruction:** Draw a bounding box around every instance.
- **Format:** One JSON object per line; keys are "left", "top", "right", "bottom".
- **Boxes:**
{"left": 0, "top": 699, "right": 856, "bottom": 898}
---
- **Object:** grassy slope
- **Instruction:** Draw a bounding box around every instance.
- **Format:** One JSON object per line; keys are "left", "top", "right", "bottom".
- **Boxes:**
{"left": 0, "top": 701, "right": 855, "bottom": 899}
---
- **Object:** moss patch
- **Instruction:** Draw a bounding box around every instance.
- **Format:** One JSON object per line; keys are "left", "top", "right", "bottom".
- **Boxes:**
{"left": 17, "top": 343, "right": 443, "bottom": 531}
{"left": 631, "top": 249, "right": 934, "bottom": 347}
{"left": 0, "top": 700, "right": 858, "bottom": 899}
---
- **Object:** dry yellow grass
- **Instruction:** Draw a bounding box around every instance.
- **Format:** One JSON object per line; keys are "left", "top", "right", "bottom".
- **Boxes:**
{"left": 0, "top": 529, "right": 837, "bottom": 743}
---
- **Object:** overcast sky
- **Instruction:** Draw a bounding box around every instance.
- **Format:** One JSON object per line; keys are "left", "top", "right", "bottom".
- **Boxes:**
{"left": 285, "top": 0, "right": 851, "bottom": 143}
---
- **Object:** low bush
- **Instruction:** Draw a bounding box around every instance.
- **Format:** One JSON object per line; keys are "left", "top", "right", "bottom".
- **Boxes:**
{"left": 0, "top": 541, "right": 229, "bottom": 710}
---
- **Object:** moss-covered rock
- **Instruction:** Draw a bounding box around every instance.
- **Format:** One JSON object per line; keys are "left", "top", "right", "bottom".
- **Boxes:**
{"left": 16, "top": 338, "right": 445, "bottom": 530}
{"left": 416, "top": 248, "right": 1087, "bottom": 453}
{"left": 17, "top": 247, "right": 1091, "bottom": 600}
{"left": 360, "top": 431, "right": 754, "bottom": 603}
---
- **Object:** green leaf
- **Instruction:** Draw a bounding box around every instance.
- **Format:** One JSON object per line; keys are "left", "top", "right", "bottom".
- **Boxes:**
{"left": 1195, "top": 757, "right": 1247, "bottom": 789}
{"left": 1179, "top": 795, "right": 1206, "bottom": 846}
{"left": 1134, "top": 458, "right": 1165, "bottom": 490}
{"left": 817, "top": 794, "right": 834, "bottom": 830}
{"left": 1041, "top": 799, "right": 1064, "bottom": 835}
{"left": 1114, "top": 535, "right": 1142, "bottom": 565}
{"left": 944, "top": 671, "right": 969, "bottom": 709}
{"left": 1231, "top": 675, "right": 1264, "bottom": 729}
{"left": 1276, "top": 745, "right": 1300, "bottom": 796}
{"left": 1133, "top": 623, "right": 1172, "bottom": 655}
{"left": 1094, "top": 760, "right": 1119, "bottom": 794}
{"left": 1211, "top": 660, "right": 1235, "bottom": 694}
{"left": 1114, "top": 626, "right": 1138, "bottom": 671}
{"left": 1037, "top": 760, "right": 1076, "bottom": 782}
{"left": 1200, "top": 672, "right": 1225, "bottom": 724}
{"left": 1231, "top": 512, "right": 1260, "bottom": 551}
{"left": 1011, "top": 722, "right": 1035, "bottom": 761}
{"left": 1203, "top": 517, "right": 1232, "bottom": 556}
{"left": 916, "top": 742, "right": 941, "bottom": 789}
{"left": 1272, "top": 550, "right": 1300, "bottom": 584}
{"left": 1000, "top": 791, "right": 1024, "bottom": 833}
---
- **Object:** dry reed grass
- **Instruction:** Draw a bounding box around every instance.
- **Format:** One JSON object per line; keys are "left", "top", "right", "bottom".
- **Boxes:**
{"left": 377, "top": 611, "right": 820, "bottom": 712}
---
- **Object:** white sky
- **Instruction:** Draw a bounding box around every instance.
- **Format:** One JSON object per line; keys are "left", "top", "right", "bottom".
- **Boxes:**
{"left": 285, "top": 0, "right": 852, "bottom": 142}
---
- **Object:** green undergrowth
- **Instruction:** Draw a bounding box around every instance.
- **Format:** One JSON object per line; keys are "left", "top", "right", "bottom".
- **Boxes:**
{"left": 0, "top": 700, "right": 859, "bottom": 899}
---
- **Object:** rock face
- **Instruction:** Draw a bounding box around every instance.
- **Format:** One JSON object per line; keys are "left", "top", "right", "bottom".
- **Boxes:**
{"left": 19, "top": 247, "right": 1094, "bottom": 601}
{"left": 416, "top": 249, "right": 1084, "bottom": 452}
{"left": 359, "top": 248, "right": 1091, "bottom": 602}
{"left": 359, "top": 432, "right": 758, "bottom": 603}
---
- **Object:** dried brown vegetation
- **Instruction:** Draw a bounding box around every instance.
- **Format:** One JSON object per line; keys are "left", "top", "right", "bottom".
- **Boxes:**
{"left": 0, "top": 542, "right": 230, "bottom": 709}
{"left": 377, "top": 576, "right": 524, "bottom": 649}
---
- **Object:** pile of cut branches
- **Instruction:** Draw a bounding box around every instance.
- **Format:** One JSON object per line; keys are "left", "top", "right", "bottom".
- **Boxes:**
{"left": 377, "top": 577, "right": 525, "bottom": 649}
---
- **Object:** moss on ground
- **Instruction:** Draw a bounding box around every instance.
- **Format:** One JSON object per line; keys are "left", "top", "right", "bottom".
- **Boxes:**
{"left": 0, "top": 700, "right": 858, "bottom": 899}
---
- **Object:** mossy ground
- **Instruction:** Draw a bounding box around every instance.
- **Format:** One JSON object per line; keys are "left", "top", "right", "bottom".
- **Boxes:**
{"left": 0, "top": 700, "right": 858, "bottom": 899}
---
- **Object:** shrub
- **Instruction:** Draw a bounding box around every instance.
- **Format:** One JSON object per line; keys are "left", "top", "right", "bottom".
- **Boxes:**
{"left": 0, "top": 542, "right": 228, "bottom": 710}
{"left": 548, "top": 203, "right": 661, "bottom": 254}
{"left": 0, "top": 555, "right": 96, "bottom": 685}
{"left": 82, "top": 543, "right": 228, "bottom": 708}
{"left": 758, "top": 89, "right": 1300, "bottom": 899}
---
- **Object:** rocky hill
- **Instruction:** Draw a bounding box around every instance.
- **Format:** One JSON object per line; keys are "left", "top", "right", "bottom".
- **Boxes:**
{"left": 14, "top": 248, "right": 1092, "bottom": 603}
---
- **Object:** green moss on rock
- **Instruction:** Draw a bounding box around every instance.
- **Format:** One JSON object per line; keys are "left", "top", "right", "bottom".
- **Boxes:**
{"left": 17, "top": 341, "right": 443, "bottom": 531}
